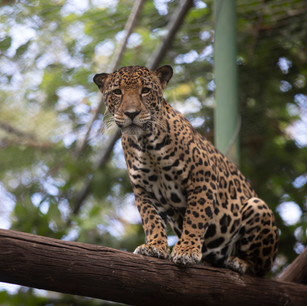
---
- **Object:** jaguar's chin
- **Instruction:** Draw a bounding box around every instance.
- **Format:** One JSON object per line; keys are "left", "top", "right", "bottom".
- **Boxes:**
{"left": 121, "top": 124, "right": 145, "bottom": 137}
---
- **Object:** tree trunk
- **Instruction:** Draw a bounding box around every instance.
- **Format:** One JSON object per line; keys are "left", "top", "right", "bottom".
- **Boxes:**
{"left": 0, "top": 229, "right": 306, "bottom": 306}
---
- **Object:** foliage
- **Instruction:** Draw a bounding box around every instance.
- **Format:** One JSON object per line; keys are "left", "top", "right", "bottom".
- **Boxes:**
{"left": 0, "top": 0, "right": 306, "bottom": 304}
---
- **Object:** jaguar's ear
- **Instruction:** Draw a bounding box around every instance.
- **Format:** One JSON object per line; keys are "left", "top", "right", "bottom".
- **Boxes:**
{"left": 154, "top": 65, "right": 173, "bottom": 89}
{"left": 93, "top": 73, "right": 109, "bottom": 92}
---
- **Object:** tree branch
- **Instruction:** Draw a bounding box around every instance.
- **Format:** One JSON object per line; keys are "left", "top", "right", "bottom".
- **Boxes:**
{"left": 0, "top": 120, "right": 37, "bottom": 140}
{"left": 278, "top": 247, "right": 307, "bottom": 284}
{"left": 147, "top": 0, "right": 194, "bottom": 70}
{"left": 71, "top": 128, "right": 121, "bottom": 216}
{"left": 0, "top": 229, "right": 306, "bottom": 305}
{"left": 0, "top": 137, "right": 53, "bottom": 150}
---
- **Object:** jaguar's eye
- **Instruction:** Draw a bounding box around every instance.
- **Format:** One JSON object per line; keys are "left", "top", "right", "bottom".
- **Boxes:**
{"left": 141, "top": 87, "right": 151, "bottom": 94}
{"left": 112, "top": 88, "right": 122, "bottom": 95}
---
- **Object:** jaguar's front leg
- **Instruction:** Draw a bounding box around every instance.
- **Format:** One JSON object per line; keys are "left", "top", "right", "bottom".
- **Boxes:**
{"left": 133, "top": 196, "right": 169, "bottom": 259}
{"left": 170, "top": 192, "right": 215, "bottom": 266}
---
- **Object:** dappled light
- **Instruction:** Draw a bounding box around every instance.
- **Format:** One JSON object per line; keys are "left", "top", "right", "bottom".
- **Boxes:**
{"left": 0, "top": 0, "right": 306, "bottom": 304}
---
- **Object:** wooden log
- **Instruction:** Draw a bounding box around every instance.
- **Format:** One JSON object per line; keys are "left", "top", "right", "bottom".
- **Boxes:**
{"left": 0, "top": 229, "right": 306, "bottom": 306}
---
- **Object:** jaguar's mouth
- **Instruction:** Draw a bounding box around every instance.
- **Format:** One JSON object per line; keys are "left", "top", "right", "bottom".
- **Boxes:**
{"left": 121, "top": 123, "right": 145, "bottom": 136}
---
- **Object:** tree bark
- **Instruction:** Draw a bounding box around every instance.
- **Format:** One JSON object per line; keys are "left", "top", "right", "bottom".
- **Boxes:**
{"left": 279, "top": 247, "right": 307, "bottom": 284}
{"left": 0, "top": 229, "right": 306, "bottom": 306}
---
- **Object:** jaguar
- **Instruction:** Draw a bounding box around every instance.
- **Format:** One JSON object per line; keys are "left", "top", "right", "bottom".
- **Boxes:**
{"left": 93, "top": 65, "right": 279, "bottom": 275}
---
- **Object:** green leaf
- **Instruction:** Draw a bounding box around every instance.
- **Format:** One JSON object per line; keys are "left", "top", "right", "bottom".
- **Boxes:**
{"left": 0, "top": 36, "right": 11, "bottom": 53}
{"left": 14, "top": 40, "right": 32, "bottom": 57}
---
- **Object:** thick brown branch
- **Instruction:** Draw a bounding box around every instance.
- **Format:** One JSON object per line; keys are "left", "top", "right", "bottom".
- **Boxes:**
{"left": 0, "top": 229, "right": 306, "bottom": 305}
{"left": 279, "top": 247, "right": 307, "bottom": 284}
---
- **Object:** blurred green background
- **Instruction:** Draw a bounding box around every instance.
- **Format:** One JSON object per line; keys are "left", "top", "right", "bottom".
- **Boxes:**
{"left": 0, "top": 0, "right": 306, "bottom": 304}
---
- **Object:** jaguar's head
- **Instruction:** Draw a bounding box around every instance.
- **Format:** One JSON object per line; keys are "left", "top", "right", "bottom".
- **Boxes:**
{"left": 93, "top": 65, "right": 173, "bottom": 136}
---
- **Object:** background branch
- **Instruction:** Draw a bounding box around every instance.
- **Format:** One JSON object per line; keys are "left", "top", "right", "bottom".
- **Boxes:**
{"left": 278, "top": 247, "right": 307, "bottom": 284}
{"left": 0, "top": 120, "right": 38, "bottom": 140}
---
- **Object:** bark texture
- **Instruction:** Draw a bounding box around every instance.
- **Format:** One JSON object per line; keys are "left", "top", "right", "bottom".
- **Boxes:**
{"left": 279, "top": 247, "right": 307, "bottom": 284}
{"left": 0, "top": 229, "right": 306, "bottom": 306}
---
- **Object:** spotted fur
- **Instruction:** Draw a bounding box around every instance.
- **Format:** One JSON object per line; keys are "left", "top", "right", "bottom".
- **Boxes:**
{"left": 94, "top": 65, "right": 279, "bottom": 275}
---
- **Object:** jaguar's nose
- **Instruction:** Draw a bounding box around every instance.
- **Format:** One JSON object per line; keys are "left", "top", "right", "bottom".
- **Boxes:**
{"left": 124, "top": 110, "right": 141, "bottom": 120}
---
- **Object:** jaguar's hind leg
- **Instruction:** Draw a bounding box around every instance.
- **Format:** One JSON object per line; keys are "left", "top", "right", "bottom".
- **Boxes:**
{"left": 226, "top": 198, "right": 279, "bottom": 275}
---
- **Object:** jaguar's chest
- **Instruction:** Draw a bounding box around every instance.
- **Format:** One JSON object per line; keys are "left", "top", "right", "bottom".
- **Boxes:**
{"left": 127, "top": 147, "right": 188, "bottom": 209}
